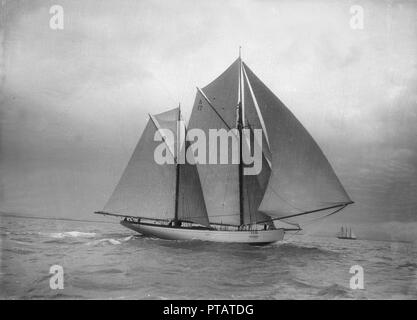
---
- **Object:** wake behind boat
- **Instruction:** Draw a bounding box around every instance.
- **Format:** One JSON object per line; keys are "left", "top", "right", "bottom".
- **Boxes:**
{"left": 95, "top": 52, "right": 353, "bottom": 244}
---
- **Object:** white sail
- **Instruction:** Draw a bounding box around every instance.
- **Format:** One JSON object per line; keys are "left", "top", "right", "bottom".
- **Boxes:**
{"left": 103, "top": 117, "right": 176, "bottom": 221}
{"left": 188, "top": 59, "right": 274, "bottom": 226}
{"left": 177, "top": 141, "right": 210, "bottom": 227}
{"left": 188, "top": 89, "right": 241, "bottom": 225}
{"left": 104, "top": 108, "right": 210, "bottom": 226}
{"left": 243, "top": 63, "right": 352, "bottom": 221}
{"left": 96, "top": 54, "right": 353, "bottom": 244}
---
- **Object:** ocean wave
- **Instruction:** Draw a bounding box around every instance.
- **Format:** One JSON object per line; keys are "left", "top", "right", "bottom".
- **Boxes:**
{"left": 8, "top": 238, "right": 34, "bottom": 245}
{"left": 397, "top": 262, "right": 417, "bottom": 270}
{"left": 40, "top": 231, "right": 97, "bottom": 239}
{"left": 287, "top": 278, "right": 319, "bottom": 290}
{"left": 3, "top": 247, "right": 36, "bottom": 255}
{"left": 317, "top": 284, "right": 351, "bottom": 299}
{"left": 85, "top": 236, "right": 133, "bottom": 246}
{"left": 94, "top": 268, "right": 125, "bottom": 274}
{"left": 276, "top": 242, "right": 336, "bottom": 256}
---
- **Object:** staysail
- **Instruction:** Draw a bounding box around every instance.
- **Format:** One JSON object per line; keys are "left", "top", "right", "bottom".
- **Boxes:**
{"left": 103, "top": 108, "right": 210, "bottom": 227}
{"left": 177, "top": 140, "right": 210, "bottom": 227}
{"left": 242, "top": 62, "right": 352, "bottom": 221}
{"left": 188, "top": 89, "right": 241, "bottom": 225}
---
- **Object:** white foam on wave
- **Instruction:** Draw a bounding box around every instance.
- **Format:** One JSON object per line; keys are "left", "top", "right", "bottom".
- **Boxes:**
{"left": 85, "top": 235, "right": 133, "bottom": 246}
{"left": 87, "top": 239, "right": 121, "bottom": 246}
{"left": 41, "top": 231, "right": 97, "bottom": 239}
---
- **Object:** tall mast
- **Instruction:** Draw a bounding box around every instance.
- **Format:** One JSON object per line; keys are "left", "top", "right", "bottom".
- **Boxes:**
{"left": 174, "top": 104, "right": 181, "bottom": 224}
{"left": 238, "top": 47, "right": 244, "bottom": 226}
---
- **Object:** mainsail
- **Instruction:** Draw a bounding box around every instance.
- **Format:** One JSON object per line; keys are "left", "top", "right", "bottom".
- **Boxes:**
{"left": 189, "top": 58, "right": 274, "bottom": 226}
{"left": 188, "top": 57, "right": 352, "bottom": 226}
{"left": 103, "top": 108, "right": 210, "bottom": 227}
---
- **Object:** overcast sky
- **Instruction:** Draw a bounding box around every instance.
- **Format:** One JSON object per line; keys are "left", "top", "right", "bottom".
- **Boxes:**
{"left": 1, "top": 0, "right": 416, "bottom": 241}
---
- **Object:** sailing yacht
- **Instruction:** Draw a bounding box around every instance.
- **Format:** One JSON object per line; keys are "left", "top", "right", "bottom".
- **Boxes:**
{"left": 95, "top": 54, "right": 353, "bottom": 244}
{"left": 337, "top": 226, "right": 357, "bottom": 240}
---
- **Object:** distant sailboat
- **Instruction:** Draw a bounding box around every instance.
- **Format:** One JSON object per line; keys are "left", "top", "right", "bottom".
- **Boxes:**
{"left": 337, "top": 226, "right": 357, "bottom": 240}
{"left": 95, "top": 53, "right": 353, "bottom": 244}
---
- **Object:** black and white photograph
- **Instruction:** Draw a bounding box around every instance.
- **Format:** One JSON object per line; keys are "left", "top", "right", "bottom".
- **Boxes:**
{"left": 0, "top": 0, "right": 416, "bottom": 303}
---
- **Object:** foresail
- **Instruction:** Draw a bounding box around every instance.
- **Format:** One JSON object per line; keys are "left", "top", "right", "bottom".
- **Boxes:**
{"left": 103, "top": 119, "right": 176, "bottom": 220}
{"left": 103, "top": 108, "right": 210, "bottom": 226}
{"left": 243, "top": 63, "right": 352, "bottom": 221}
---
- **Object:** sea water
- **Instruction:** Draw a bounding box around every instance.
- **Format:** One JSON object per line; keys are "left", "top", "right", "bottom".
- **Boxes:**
{"left": 1, "top": 215, "right": 416, "bottom": 299}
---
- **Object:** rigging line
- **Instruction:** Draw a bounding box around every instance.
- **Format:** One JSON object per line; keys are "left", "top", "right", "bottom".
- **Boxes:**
{"left": 267, "top": 179, "right": 307, "bottom": 213}
{"left": 246, "top": 121, "right": 272, "bottom": 169}
{"left": 148, "top": 113, "right": 176, "bottom": 160}
{"left": 242, "top": 63, "right": 271, "bottom": 150}
{"left": 283, "top": 205, "right": 348, "bottom": 240}
{"left": 196, "top": 87, "right": 233, "bottom": 131}
{"left": 240, "top": 56, "right": 245, "bottom": 126}
{"left": 259, "top": 202, "right": 353, "bottom": 224}
{"left": 94, "top": 211, "right": 171, "bottom": 222}
{"left": 100, "top": 206, "right": 172, "bottom": 219}
{"left": 221, "top": 172, "right": 229, "bottom": 215}
{"left": 266, "top": 173, "right": 353, "bottom": 215}
{"left": 101, "top": 207, "right": 130, "bottom": 215}
{"left": 207, "top": 213, "right": 240, "bottom": 217}
{"left": 292, "top": 204, "right": 347, "bottom": 226}
{"left": 282, "top": 205, "right": 347, "bottom": 241}
{"left": 283, "top": 229, "right": 302, "bottom": 241}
